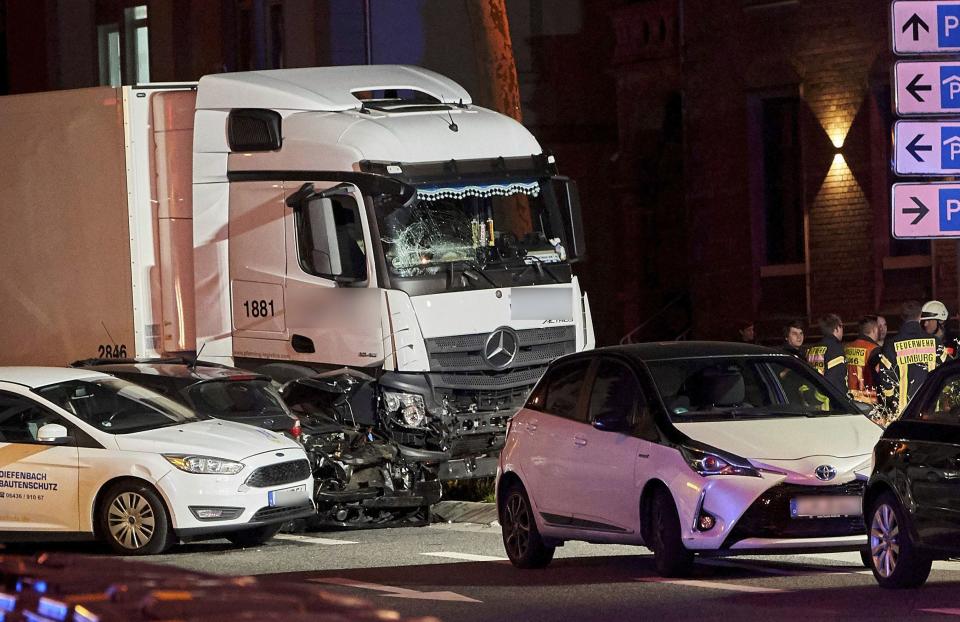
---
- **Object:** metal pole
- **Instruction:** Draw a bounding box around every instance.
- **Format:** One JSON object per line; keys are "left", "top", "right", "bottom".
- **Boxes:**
{"left": 363, "top": 0, "right": 373, "bottom": 65}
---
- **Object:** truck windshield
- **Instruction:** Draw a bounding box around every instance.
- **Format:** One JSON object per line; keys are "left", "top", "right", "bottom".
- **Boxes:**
{"left": 35, "top": 378, "right": 207, "bottom": 434}
{"left": 375, "top": 179, "right": 566, "bottom": 279}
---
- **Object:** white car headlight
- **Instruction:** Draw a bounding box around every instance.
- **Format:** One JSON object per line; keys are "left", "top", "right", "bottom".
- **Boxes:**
{"left": 164, "top": 454, "right": 245, "bottom": 475}
{"left": 681, "top": 446, "right": 760, "bottom": 478}
{"left": 382, "top": 391, "right": 427, "bottom": 427}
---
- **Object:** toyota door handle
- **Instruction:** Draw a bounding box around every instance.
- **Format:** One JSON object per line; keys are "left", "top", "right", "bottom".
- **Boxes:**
{"left": 573, "top": 436, "right": 588, "bottom": 447}
{"left": 637, "top": 453, "right": 650, "bottom": 459}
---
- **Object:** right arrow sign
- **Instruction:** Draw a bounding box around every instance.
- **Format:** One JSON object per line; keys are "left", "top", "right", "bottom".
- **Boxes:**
{"left": 892, "top": 1, "right": 960, "bottom": 53}
{"left": 892, "top": 183, "right": 960, "bottom": 239}
{"left": 893, "top": 120, "right": 960, "bottom": 174}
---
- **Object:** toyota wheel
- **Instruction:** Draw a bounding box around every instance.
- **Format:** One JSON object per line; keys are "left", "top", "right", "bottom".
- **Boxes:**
{"left": 649, "top": 489, "right": 694, "bottom": 577}
{"left": 499, "top": 482, "right": 555, "bottom": 569}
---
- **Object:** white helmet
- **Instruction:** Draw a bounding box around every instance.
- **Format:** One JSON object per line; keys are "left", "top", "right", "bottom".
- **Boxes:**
{"left": 921, "top": 300, "right": 949, "bottom": 322}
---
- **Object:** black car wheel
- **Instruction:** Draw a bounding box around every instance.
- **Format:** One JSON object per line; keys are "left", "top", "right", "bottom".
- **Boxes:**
{"left": 499, "top": 482, "right": 555, "bottom": 569}
{"left": 226, "top": 523, "right": 283, "bottom": 548}
{"left": 867, "top": 492, "right": 932, "bottom": 589}
{"left": 649, "top": 489, "right": 694, "bottom": 577}
{"left": 98, "top": 481, "right": 174, "bottom": 555}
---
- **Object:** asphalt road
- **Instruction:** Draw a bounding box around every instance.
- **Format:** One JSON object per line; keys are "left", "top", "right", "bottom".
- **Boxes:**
{"left": 8, "top": 520, "right": 960, "bottom": 621}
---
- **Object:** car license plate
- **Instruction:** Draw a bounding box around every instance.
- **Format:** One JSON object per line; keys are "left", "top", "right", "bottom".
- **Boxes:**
{"left": 790, "top": 495, "right": 862, "bottom": 518}
{"left": 268, "top": 484, "right": 307, "bottom": 507}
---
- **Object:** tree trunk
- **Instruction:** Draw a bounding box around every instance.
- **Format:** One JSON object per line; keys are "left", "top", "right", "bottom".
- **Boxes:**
{"left": 466, "top": 0, "right": 522, "bottom": 122}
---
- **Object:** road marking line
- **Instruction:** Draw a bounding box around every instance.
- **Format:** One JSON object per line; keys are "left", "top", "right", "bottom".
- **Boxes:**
{"left": 309, "top": 577, "right": 481, "bottom": 602}
{"left": 635, "top": 577, "right": 788, "bottom": 593}
{"left": 699, "top": 559, "right": 871, "bottom": 577}
{"left": 919, "top": 609, "right": 960, "bottom": 616}
{"left": 273, "top": 534, "right": 357, "bottom": 545}
{"left": 420, "top": 552, "right": 508, "bottom": 562}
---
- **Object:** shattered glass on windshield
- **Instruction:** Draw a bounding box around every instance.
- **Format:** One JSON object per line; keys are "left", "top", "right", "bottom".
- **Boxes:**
{"left": 376, "top": 180, "right": 563, "bottom": 278}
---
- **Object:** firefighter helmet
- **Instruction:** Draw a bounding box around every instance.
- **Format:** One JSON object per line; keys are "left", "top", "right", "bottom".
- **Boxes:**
{"left": 921, "top": 300, "right": 949, "bottom": 322}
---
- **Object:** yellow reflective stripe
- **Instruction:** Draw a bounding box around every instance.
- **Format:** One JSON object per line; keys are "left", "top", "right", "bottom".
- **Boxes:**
{"left": 827, "top": 356, "right": 845, "bottom": 369}
{"left": 880, "top": 354, "right": 892, "bottom": 369}
{"left": 897, "top": 364, "right": 909, "bottom": 414}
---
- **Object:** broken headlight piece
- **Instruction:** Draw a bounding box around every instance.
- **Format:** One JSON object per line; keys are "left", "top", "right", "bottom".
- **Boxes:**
{"left": 382, "top": 391, "right": 427, "bottom": 427}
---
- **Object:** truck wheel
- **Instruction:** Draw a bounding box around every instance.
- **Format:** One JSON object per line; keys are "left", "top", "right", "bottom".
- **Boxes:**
{"left": 98, "top": 481, "right": 174, "bottom": 555}
{"left": 499, "top": 481, "right": 554, "bottom": 568}
{"left": 226, "top": 523, "right": 283, "bottom": 548}
{"left": 867, "top": 492, "right": 932, "bottom": 589}
{"left": 648, "top": 489, "right": 694, "bottom": 577}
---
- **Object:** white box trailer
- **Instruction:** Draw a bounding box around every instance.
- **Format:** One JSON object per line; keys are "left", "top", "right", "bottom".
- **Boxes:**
{"left": 0, "top": 66, "right": 595, "bottom": 479}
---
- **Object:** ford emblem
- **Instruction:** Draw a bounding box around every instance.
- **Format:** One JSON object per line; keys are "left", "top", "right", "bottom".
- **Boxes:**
{"left": 815, "top": 465, "right": 837, "bottom": 481}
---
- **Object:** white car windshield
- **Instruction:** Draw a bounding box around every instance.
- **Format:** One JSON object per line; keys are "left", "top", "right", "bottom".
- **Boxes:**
{"left": 35, "top": 377, "right": 207, "bottom": 434}
{"left": 646, "top": 356, "right": 858, "bottom": 421}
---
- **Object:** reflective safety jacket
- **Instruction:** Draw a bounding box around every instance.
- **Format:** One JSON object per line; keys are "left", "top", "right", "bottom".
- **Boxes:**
{"left": 806, "top": 335, "right": 848, "bottom": 394}
{"left": 878, "top": 321, "right": 947, "bottom": 414}
{"left": 845, "top": 335, "right": 881, "bottom": 404}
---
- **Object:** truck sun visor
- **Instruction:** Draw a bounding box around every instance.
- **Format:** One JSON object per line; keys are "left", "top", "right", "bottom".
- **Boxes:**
{"left": 415, "top": 180, "right": 541, "bottom": 200}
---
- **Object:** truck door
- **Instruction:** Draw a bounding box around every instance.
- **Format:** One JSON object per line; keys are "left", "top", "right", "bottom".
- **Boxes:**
{"left": 283, "top": 181, "right": 385, "bottom": 367}
{"left": 0, "top": 386, "right": 79, "bottom": 532}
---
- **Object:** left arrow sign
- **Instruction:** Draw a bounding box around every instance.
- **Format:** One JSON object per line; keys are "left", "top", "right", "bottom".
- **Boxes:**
{"left": 906, "top": 133, "right": 932, "bottom": 162}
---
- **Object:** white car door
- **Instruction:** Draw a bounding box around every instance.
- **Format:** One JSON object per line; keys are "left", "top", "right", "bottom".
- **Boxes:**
{"left": 522, "top": 358, "right": 593, "bottom": 521}
{"left": 0, "top": 386, "right": 79, "bottom": 532}
{"left": 572, "top": 357, "right": 652, "bottom": 534}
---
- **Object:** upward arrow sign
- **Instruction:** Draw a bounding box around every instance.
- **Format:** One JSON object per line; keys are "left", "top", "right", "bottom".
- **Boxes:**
{"left": 903, "top": 13, "right": 930, "bottom": 41}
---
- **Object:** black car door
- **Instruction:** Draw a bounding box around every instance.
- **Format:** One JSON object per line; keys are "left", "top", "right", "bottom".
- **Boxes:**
{"left": 895, "top": 374, "right": 960, "bottom": 545}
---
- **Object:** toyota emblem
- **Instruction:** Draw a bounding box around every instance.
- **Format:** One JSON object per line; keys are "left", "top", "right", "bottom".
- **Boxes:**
{"left": 484, "top": 327, "right": 519, "bottom": 370}
{"left": 815, "top": 465, "right": 837, "bottom": 481}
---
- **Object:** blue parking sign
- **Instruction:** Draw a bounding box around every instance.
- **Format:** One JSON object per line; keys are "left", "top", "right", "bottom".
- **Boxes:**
{"left": 939, "top": 188, "right": 960, "bottom": 231}
{"left": 942, "top": 127, "right": 960, "bottom": 169}
{"left": 939, "top": 5, "right": 960, "bottom": 47}
{"left": 941, "top": 65, "right": 960, "bottom": 108}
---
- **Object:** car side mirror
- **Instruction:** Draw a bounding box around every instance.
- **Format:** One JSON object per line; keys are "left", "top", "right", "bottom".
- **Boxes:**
{"left": 593, "top": 411, "right": 629, "bottom": 433}
{"left": 37, "top": 423, "right": 71, "bottom": 444}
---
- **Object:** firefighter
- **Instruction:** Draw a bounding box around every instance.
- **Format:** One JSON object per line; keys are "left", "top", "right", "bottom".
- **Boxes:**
{"left": 805, "top": 314, "right": 847, "bottom": 394}
{"left": 878, "top": 301, "right": 948, "bottom": 416}
{"left": 845, "top": 316, "right": 882, "bottom": 405}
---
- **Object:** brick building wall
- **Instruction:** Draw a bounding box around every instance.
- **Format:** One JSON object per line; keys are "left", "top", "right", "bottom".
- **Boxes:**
{"left": 612, "top": 0, "right": 960, "bottom": 342}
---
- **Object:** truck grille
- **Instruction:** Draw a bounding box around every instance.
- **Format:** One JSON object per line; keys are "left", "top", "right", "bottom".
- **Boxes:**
{"left": 425, "top": 326, "right": 576, "bottom": 373}
{"left": 245, "top": 459, "right": 312, "bottom": 488}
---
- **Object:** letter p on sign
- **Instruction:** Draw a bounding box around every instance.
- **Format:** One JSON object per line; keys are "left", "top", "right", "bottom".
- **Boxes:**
{"left": 940, "top": 6, "right": 960, "bottom": 47}
{"left": 939, "top": 189, "right": 960, "bottom": 231}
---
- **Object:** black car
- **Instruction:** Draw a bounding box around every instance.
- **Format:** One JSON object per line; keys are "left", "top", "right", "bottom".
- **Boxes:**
{"left": 73, "top": 359, "right": 302, "bottom": 438}
{"left": 864, "top": 359, "right": 960, "bottom": 588}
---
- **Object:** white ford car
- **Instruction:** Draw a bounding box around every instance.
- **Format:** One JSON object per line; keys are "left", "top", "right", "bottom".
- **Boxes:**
{"left": 0, "top": 367, "right": 314, "bottom": 555}
{"left": 497, "top": 343, "right": 883, "bottom": 575}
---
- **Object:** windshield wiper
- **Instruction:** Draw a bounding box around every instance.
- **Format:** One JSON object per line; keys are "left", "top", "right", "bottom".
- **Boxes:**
{"left": 448, "top": 260, "right": 498, "bottom": 288}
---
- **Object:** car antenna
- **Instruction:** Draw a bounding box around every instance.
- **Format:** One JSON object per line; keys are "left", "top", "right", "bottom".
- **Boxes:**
{"left": 189, "top": 341, "right": 207, "bottom": 371}
{"left": 446, "top": 104, "right": 459, "bottom": 133}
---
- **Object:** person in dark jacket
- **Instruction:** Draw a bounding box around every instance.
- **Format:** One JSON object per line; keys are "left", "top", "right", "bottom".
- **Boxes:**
{"left": 878, "top": 301, "right": 948, "bottom": 416}
{"left": 782, "top": 320, "right": 805, "bottom": 358}
{"left": 806, "top": 314, "right": 847, "bottom": 394}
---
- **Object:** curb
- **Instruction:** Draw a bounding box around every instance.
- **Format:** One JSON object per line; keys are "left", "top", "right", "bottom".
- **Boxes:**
{"left": 432, "top": 500, "right": 498, "bottom": 525}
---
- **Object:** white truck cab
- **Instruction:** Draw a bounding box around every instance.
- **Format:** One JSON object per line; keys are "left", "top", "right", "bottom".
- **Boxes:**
{"left": 0, "top": 65, "right": 594, "bottom": 480}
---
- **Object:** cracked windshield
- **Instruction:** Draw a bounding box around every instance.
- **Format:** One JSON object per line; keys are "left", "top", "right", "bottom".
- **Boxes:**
{"left": 375, "top": 180, "right": 564, "bottom": 277}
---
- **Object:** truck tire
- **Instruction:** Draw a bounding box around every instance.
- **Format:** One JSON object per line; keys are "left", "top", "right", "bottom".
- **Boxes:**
{"left": 97, "top": 481, "right": 174, "bottom": 555}
{"left": 226, "top": 523, "right": 283, "bottom": 548}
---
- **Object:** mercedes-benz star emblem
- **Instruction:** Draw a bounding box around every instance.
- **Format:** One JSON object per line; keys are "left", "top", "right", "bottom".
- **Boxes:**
{"left": 815, "top": 465, "right": 837, "bottom": 481}
{"left": 484, "top": 327, "right": 519, "bottom": 370}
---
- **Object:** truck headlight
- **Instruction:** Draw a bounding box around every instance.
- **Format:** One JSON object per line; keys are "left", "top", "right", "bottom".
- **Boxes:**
{"left": 382, "top": 391, "right": 427, "bottom": 427}
{"left": 164, "top": 454, "right": 245, "bottom": 475}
